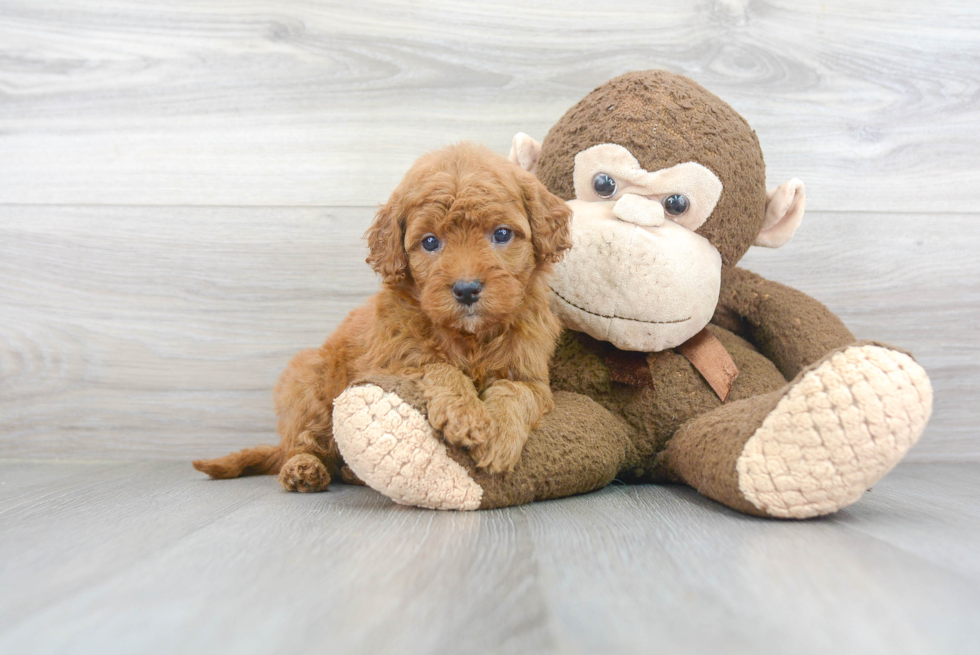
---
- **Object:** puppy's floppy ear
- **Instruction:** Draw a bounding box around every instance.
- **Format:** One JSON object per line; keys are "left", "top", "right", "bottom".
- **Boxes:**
{"left": 519, "top": 170, "right": 573, "bottom": 264}
{"left": 364, "top": 201, "right": 408, "bottom": 285}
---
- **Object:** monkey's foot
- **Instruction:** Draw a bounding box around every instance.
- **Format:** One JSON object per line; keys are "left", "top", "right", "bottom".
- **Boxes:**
{"left": 332, "top": 382, "right": 483, "bottom": 510}
{"left": 736, "top": 344, "right": 932, "bottom": 518}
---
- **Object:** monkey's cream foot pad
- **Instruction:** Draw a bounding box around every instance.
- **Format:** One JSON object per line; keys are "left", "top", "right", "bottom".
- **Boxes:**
{"left": 736, "top": 345, "right": 933, "bottom": 519}
{"left": 333, "top": 384, "right": 483, "bottom": 510}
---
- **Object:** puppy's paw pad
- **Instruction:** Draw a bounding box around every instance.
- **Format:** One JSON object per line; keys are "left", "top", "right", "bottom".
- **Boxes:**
{"left": 279, "top": 453, "right": 330, "bottom": 493}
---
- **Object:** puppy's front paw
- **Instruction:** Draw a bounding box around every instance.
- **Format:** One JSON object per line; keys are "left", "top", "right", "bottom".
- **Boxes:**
{"left": 427, "top": 393, "right": 491, "bottom": 449}
{"left": 472, "top": 416, "right": 528, "bottom": 474}
{"left": 279, "top": 453, "right": 331, "bottom": 492}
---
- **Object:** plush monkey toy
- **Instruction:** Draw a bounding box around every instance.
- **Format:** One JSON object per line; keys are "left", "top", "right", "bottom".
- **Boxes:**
{"left": 331, "top": 70, "right": 933, "bottom": 518}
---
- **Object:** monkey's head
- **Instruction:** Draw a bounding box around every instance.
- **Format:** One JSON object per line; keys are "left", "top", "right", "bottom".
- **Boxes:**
{"left": 508, "top": 70, "right": 805, "bottom": 352}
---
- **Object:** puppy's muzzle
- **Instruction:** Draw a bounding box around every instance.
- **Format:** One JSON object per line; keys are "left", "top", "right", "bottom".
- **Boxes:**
{"left": 452, "top": 280, "right": 483, "bottom": 306}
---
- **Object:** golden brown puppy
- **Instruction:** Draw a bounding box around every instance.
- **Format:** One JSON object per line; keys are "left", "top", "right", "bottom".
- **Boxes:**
{"left": 193, "top": 143, "right": 572, "bottom": 492}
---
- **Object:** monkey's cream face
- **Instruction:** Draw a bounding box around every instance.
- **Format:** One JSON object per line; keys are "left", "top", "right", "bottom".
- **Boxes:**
{"left": 548, "top": 144, "right": 724, "bottom": 352}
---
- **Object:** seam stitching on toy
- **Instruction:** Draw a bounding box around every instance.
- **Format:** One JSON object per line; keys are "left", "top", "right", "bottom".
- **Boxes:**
{"left": 549, "top": 286, "right": 690, "bottom": 324}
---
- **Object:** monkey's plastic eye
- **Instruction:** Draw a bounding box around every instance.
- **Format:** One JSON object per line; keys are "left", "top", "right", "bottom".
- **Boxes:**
{"left": 421, "top": 235, "right": 441, "bottom": 252}
{"left": 663, "top": 194, "right": 689, "bottom": 216}
{"left": 592, "top": 173, "right": 617, "bottom": 198}
{"left": 491, "top": 227, "right": 513, "bottom": 244}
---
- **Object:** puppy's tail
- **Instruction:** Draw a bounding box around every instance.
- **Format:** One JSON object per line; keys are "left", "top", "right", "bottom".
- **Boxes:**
{"left": 193, "top": 444, "right": 285, "bottom": 479}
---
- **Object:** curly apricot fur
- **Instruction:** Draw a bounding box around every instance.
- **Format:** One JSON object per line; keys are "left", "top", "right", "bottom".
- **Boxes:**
{"left": 193, "top": 143, "right": 572, "bottom": 489}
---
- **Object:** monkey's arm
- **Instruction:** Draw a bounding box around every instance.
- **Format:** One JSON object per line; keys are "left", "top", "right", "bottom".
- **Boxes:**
{"left": 711, "top": 266, "right": 855, "bottom": 380}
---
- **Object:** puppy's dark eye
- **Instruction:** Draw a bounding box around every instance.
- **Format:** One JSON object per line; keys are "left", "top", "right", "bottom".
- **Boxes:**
{"left": 592, "top": 173, "right": 617, "bottom": 198}
{"left": 491, "top": 227, "right": 513, "bottom": 244}
{"left": 663, "top": 194, "right": 689, "bottom": 216}
{"left": 421, "top": 235, "right": 441, "bottom": 252}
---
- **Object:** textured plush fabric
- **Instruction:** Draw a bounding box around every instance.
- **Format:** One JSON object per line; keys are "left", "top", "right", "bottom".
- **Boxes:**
{"left": 735, "top": 343, "right": 931, "bottom": 518}
{"left": 335, "top": 338, "right": 932, "bottom": 516}
{"left": 469, "top": 391, "right": 636, "bottom": 510}
{"left": 335, "top": 376, "right": 635, "bottom": 510}
{"left": 571, "top": 145, "right": 723, "bottom": 231}
{"left": 675, "top": 328, "right": 740, "bottom": 402}
{"left": 333, "top": 382, "right": 484, "bottom": 510}
{"left": 659, "top": 342, "right": 932, "bottom": 518}
{"left": 714, "top": 266, "right": 856, "bottom": 379}
{"left": 536, "top": 70, "right": 767, "bottom": 267}
{"left": 549, "top": 324, "right": 788, "bottom": 481}
{"left": 659, "top": 389, "right": 786, "bottom": 516}
{"left": 757, "top": 178, "right": 805, "bottom": 248}
{"left": 330, "top": 70, "right": 933, "bottom": 518}
{"left": 549, "top": 199, "right": 722, "bottom": 352}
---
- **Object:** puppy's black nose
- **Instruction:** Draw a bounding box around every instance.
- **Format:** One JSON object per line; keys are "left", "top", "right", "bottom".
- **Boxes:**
{"left": 452, "top": 280, "right": 483, "bottom": 306}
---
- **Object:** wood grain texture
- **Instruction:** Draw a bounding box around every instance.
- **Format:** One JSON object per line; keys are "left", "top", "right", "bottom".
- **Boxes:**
{"left": 0, "top": 460, "right": 978, "bottom": 654}
{"left": 1, "top": 0, "right": 978, "bottom": 210}
{"left": 0, "top": 206, "right": 377, "bottom": 458}
{"left": 1, "top": 205, "right": 976, "bottom": 461}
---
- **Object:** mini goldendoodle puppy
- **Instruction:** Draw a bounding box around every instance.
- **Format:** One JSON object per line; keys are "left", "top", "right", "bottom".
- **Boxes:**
{"left": 193, "top": 143, "right": 572, "bottom": 492}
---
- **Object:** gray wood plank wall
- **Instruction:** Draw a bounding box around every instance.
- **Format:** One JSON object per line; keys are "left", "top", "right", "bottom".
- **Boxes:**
{"left": 1, "top": 0, "right": 978, "bottom": 461}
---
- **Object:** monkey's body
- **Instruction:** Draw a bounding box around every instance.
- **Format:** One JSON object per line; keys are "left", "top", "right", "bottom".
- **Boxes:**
{"left": 333, "top": 266, "right": 928, "bottom": 518}
{"left": 549, "top": 320, "right": 790, "bottom": 483}
{"left": 329, "top": 71, "right": 933, "bottom": 518}
{"left": 475, "top": 265, "right": 862, "bottom": 514}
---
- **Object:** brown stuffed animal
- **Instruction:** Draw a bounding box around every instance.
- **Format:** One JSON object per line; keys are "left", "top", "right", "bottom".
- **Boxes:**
{"left": 331, "top": 70, "right": 933, "bottom": 518}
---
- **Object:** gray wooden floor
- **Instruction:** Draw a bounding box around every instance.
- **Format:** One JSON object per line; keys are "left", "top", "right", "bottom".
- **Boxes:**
{"left": 1, "top": 460, "right": 978, "bottom": 655}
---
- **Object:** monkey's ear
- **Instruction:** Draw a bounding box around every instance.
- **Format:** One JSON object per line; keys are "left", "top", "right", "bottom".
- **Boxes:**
{"left": 508, "top": 133, "right": 543, "bottom": 175}
{"left": 520, "top": 172, "right": 573, "bottom": 264}
{"left": 364, "top": 201, "right": 408, "bottom": 284}
{"left": 755, "top": 178, "right": 805, "bottom": 248}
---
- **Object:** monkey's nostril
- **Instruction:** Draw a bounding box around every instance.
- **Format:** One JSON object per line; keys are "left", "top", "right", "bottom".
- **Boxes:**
{"left": 452, "top": 280, "right": 483, "bottom": 306}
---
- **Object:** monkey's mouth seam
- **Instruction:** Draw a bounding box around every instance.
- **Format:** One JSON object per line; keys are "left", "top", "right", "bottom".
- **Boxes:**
{"left": 549, "top": 287, "right": 690, "bottom": 325}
